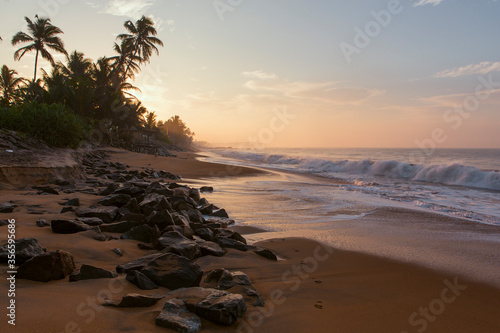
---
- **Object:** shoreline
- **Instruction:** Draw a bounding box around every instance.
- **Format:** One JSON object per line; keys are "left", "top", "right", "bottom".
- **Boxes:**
{"left": 0, "top": 148, "right": 499, "bottom": 332}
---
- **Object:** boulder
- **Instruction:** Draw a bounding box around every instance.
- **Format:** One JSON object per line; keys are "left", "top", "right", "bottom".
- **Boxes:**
{"left": 154, "top": 231, "right": 201, "bottom": 260}
{"left": 103, "top": 293, "right": 163, "bottom": 307}
{"left": 116, "top": 253, "right": 166, "bottom": 273}
{"left": 216, "top": 270, "right": 253, "bottom": 290}
{"left": 33, "top": 185, "right": 59, "bottom": 195}
{"left": 0, "top": 238, "right": 45, "bottom": 264}
{"left": 194, "top": 228, "right": 214, "bottom": 241}
{"left": 164, "top": 225, "right": 194, "bottom": 239}
{"left": 76, "top": 206, "right": 118, "bottom": 223}
{"left": 254, "top": 247, "right": 278, "bottom": 261}
{"left": 145, "top": 181, "right": 174, "bottom": 196}
{"left": 36, "top": 219, "right": 50, "bottom": 227}
{"left": 121, "top": 225, "right": 160, "bottom": 243}
{"left": 98, "top": 183, "right": 120, "bottom": 196}
{"left": 199, "top": 186, "right": 213, "bottom": 193}
{"left": 185, "top": 209, "right": 204, "bottom": 223}
{"left": 76, "top": 217, "right": 104, "bottom": 226}
{"left": 114, "top": 186, "right": 144, "bottom": 197}
{"left": 126, "top": 270, "right": 158, "bottom": 290}
{"left": 119, "top": 212, "right": 144, "bottom": 224}
{"left": 171, "top": 213, "right": 191, "bottom": 228}
{"left": 145, "top": 209, "right": 174, "bottom": 230}
{"left": 216, "top": 237, "right": 248, "bottom": 252}
{"left": 189, "top": 188, "right": 201, "bottom": 202}
{"left": 51, "top": 220, "right": 90, "bottom": 234}
{"left": 195, "top": 239, "right": 225, "bottom": 257}
{"left": 59, "top": 198, "right": 80, "bottom": 206}
{"left": 17, "top": 250, "right": 75, "bottom": 282}
{"left": 215, "top": 229, "right": 247, "bottom": 244}
{"left": 209, "top": 209, "right": 229, "bottom": 218}
{"left": 99, "top": 221, "right": 138, "bottom": 233}
{"left": 168, "top": 288, "right": 246, "bottom": 326}
{"left": 156, "top": 298, "right": 202, "bottom": 333}
{"left": 140, "top": 253, "right": 203, "bottom": 290}
{"left": 124, "top": 197, "right": 141, "bottom": 214}
{"left": 69, "top": 264, "right": 118, "bottom": 282}
{"left": 98, "top": 194, "right": 132, "bottom": 208}
{"left": 0, "top": 203, "right": 16, "bottom": 213}
{"left": 60, "top": 206, "right": 75, "bottom": 214}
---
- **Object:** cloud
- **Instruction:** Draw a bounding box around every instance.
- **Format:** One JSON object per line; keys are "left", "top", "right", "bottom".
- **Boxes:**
{"left": 412, "top": 0, "right": 444, "bottom": 7}
{"left": 433, "top": 61, "right": 500, "bottom": 78}
{"left": 242, "top": 73, "right": 383, "bottom": 106}
{"left": 86, "top": 0, "right": 156, "bottom": 18}
{"left": 242, "top": 70, "right": 278, "bottom": 80}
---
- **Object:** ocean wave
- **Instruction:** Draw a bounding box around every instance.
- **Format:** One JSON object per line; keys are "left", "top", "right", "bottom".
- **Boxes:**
{"left": 213, "top": 149, "right": 500, "bottom": 191}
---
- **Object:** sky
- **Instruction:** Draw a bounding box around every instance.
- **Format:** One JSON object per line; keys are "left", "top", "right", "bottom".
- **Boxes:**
{"left": 0, "top": 0, "right": 499, "bottom": 148}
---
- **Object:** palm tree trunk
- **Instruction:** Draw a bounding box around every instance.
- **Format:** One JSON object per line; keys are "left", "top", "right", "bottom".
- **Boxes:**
{"left": 121, "top": 41, "right": 139, "bottom": 84}
{"left": 33, "top": 49, "right": 39, "bottom": 82}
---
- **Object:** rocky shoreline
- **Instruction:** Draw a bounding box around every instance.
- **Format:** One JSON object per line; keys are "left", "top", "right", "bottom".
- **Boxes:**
{"left": 0, "top": 150, "right": 277, "bottom": 332}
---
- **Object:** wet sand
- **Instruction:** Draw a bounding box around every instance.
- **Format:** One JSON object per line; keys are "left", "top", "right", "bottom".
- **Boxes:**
{"left": 1, "top": 148, "right": 499, "bottom": 332}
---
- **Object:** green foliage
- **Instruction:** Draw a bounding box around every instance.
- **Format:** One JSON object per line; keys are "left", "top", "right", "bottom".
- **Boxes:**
{"left": 0, "top": 102, "right": 87, "bottom": 148}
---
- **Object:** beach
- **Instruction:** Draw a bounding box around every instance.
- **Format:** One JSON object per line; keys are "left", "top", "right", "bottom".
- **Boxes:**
{"left": 1, "top": 148, "right": 499, "bottom": 333}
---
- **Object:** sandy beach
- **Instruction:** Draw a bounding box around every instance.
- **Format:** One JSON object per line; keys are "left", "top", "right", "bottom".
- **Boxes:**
{"left": 1, "top": 148, "right": 499, "bottom": 333}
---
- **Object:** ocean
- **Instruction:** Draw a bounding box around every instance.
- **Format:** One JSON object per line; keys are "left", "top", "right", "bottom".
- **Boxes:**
{"left": 200, "top": 147, "right": 500, "bottom": 226}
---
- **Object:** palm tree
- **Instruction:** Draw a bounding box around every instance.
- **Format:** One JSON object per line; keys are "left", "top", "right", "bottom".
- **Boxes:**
{"left": 0, "top": 65, "right": 27, "bottom": 104}
{"left": 11, "top": 16, "right": 67, "bottom": 82}
{"left": 109, "top": 41, "right": 141, "bottom": 84}
{"left": 116, "top": 16, "right": 163, "bottom": 82}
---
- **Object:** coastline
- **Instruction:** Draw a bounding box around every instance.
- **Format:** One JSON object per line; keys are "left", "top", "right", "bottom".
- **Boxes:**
{"left": 1, "top": 148, "right": 499, "bottom": 332}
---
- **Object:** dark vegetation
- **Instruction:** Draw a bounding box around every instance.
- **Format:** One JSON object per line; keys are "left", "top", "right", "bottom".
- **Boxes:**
{"left": 0, "top": 16, "right": 194, "bottom": 149}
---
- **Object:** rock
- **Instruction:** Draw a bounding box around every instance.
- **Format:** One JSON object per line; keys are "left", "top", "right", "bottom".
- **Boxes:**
{"left": 59, "top": 198, "right": 80, "bottom": 206}
{"left": 126, "top": 270, "right": 158, "bottom": 290}
{"left": 98, "top": 194, "right": 132, "bottom": 208}
{"left": 0, "top": 219, "right": 9, "bottom": 226}
{"left": 199, "top": 186, "right": 213, "bottom": 193}
{"left": 169, "top": 287, "right": 246, "bottom": 326}
{"left": 76, "top": 217, "right": 104, "bottom": 226}
{"left": 17, "top": 250, "right": 75, "bottom": 282}
{"left": 69, "top": 264, "right": 118, "bottom": 281}
{"left": 156, "top": 298, "right": 202, "bottom": 333}
{"left": 216, "top": 237, "right": 248, "bottom": 252}
{"left": 145, "top": 181, "right": 173, "bottom": 196}
{"left": 0, "top": 238, "right": 45, "bottom": 264}
{"left": 121, "top": 225, "right": 160, "bottom": 243}
{"left": 114, "top": 186, "right": 144, "bottom": 197}
{"left": 194, "top": 228, "right": 214, "bottom": 241}
{"left": 103, "top": 293, "right": 163, "bottom": 307}
{"left": 0, "top": 203, "right": 16, "bottom": 213}
{"left": 195, "top": 239, "right": 225, "bottom": 257}
{"left": 124, "top": 198, "right": 141, "bottom": 214}
{"left": 154, "top": 231, "right": 201, "bottom": 260}
{"left": 76, "top": 206, "right": 118, "bottom": 223}
{"left": 215, "top": 229, "right": 247, "bottom": 244}
{"left": 164, "top": 225, "right": 194, "bottom": 239}
{"left": 171, "top": 213, "right": 191, "bottom": 227}
{"left": 137, "top": 243, "right": 155, "bottom": 250}
{"left": 217, "top": 270, "right": 253, "bottom": 290}
{"left": 205, "top": 217, "right": 235, "bottom": 227}
{"left": 36, "top": 219, "right": 50, "bottom": 227}
{"left": 209, "top": 209, "right": 229, "bottom": 218}
{"left": 33, "top": 185, "right": 59, "bottom": 195}
{"left": 112, "top": 248, "right": 123, "bottom": 257}
{"left": 116, "top": 253, "right": 166, "bottom": 273}
{"left": 99, "top": 221, "right": 138, "bottom": 233}
{"left": 242, "top": 287, "right": 266, "bottom": 307}
{"left": 54, "top": 179, "right": 70, "bottom": 186}
{"left": 98, "top": 183, "right": 120, "bottom": 196}
{"left": 185, "top": 209, "right": 204, "bottom": 223}
{"left": 51, "top": 220, "right": 90, "bottom": 234}
{"left": 140, "top": 253, "right": 203, "bottom": 290}
{"left": 60, "top": 206, "right": 75, "bottom": 213}
{"left": 145, "top": 209, "right": 174, "bottom": 230}
{"left": 254, "top": 247, "right": 278, "bottom": 261}
{"left": 139, "top": 193, "right": 171, "bottom": 215}
{"left": 189, "top": 188, "right": 201, "bottom": 202}
{"left": 119, "top": 212, "right": 144, "bottom": 224}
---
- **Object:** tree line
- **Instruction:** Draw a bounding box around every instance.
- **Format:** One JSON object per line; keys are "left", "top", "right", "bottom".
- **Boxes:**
{"left": 0, "top": 16, "right": 193, "bottom": 148}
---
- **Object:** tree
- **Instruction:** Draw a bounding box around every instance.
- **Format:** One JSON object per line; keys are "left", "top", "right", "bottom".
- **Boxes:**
{"left": 116, "top": 16, "right": 163, "bottom": 82}
{"left": 0, "top": 65, "right": 27, "bottom": 104}
{"left": 160, "top": 115, "right": 194, "bottom": 147}
{"left": 143, "top": 111, "right": 157, "bottom": 129}
{"left": 12, "top": 16, "right": 67, "bottom": 82}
